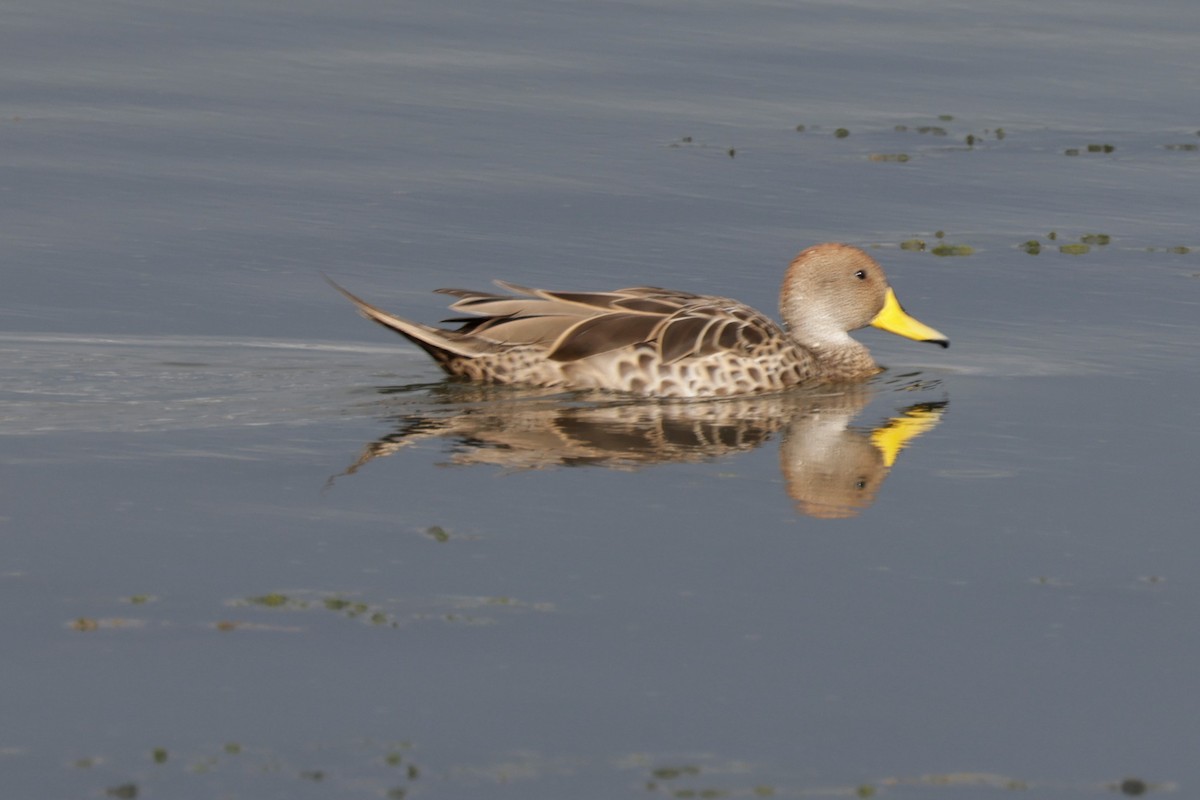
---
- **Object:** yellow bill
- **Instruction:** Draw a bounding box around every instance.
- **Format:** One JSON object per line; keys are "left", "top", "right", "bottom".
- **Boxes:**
{"left": 869, "top": 288, "right": 949, "bottom": 347}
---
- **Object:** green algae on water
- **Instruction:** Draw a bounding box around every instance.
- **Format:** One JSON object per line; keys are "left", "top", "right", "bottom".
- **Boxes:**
{"left": 1059, "top": 243, "right": 1090, "bottom": 255}
{"left": 248, "top": 593, "right": 292, "bottom": 608}
{"left": 931, "top": 244, "right": 975, "bottom": 257}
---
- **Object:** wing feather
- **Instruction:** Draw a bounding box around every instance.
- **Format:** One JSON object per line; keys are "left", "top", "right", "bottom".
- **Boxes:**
{"left": 547, "top": 313, "right": 664, "bottom": 362}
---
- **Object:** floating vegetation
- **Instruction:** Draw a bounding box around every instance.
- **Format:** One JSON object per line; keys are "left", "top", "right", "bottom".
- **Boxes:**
{"left": 1064, "top": 148, "right": 1079, "bottom": 156}
{"left": 126, "top": 595, "right": 154, "bottom": 605}
{"left": 652, "top": 765, "right": 702, "bottom": 780}
{"left": 230, "top": 590, "right": 552, "bottom": 630}
{"left": 49, "top": 742, "right": 1178, "bottom": 800}
{"left": 152, "top": 747, "right": 169, "bottom": 764}
{"left": 887, "top": 231, "right": 971, "bottom": 257}
{"left": 834, "top": 128, "right": 850, "bottom": 138}
{"left": 69, "top": 617, "right": 145, "bottom": 631}
{"left": 1164, "top": 143, "right": 1198, "bottom": 151}
{"left": 424, "top": 525, "right": 450, "bottom": 542}
{"left": 964, "top": 133, "right": 976, "bottom": 146}
{"left": 246, "top": 592, "right": 294, "bottom": 608}
{"left": 1087, "top": 143, "right": 1115, "bottom": 153}
{"left": 1117, "top": 777, "right": 1148, "bottom": 795}
{"left": 930, "top": 243, "right": 975, "bottom": 257}
{"left": 1079, "top": 233, "right": 1111, "bottom": 246}
{"left": 867, "top": 153, "right": 910, "bottom": 162}
{"left": 1020, "top": 240, "right": 1041, "bottom": 255}
{"left": 794, "top": 124, "right": 805, "bottom": 132}
{"left": 916, "top": 126, "right": 947, "bottom": 136}
{"left": 894, "top": 124, "right": 908, "bottom": 132}
{"left": 667, "top": 135, "right": 737, "bottom": 156}
{"left": 1059, "top": 243, "right": 1090, "bottom": 255}
{"left": 938, "top": 114, "right": 954, "bottom": 121}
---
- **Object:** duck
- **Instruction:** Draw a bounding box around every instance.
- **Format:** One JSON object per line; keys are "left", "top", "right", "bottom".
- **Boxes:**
{"left": 327, "top": 242, "right": 948, "bottom": 398}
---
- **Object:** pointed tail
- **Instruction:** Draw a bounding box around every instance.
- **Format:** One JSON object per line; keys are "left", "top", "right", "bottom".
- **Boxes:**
{"left": 324, "top": 275, "right": 479, "bottom": 361}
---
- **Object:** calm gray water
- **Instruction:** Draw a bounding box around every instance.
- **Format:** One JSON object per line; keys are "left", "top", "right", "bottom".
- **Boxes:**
{"left": 3, "top": 1, "right": 1199, "bottom": 797}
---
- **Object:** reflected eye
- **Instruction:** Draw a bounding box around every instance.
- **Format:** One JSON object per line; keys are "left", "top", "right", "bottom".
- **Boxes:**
{"left": 854, "top": 269, "right": 866, "bottom": 280}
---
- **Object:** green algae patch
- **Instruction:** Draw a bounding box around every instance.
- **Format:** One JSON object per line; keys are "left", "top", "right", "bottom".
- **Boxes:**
{"left": 423, "top": 525, "right": 451, "bottom": 542}
{"left": 930, "top": 244, "right": 975, "bottom": 257}
{"left": 247, "top": 593, "right": 297, "bottom": 608}
{"left": 1064, "top": 148, "right": 1080, "bottom": 156}
{"left": 1165, "top": 143, "right": 1198, "bottom": 151}
{"left": 868, "top": 153, "right": 910, "bottom": 162}
{"left": 834, "top": 128, "right": 850, "bottom": 138}
{"left": 1080, "top": 233, "right": 1111, "bottom": 246}
{"left": 916, "top": 126, "right": 947, "bottom": 136}
{"left": 1086, "top": 143, "right": 1115, "bottom": 153}
{"left": 1020, "top": 240, "right": 1042, "bottom": 254}
{"left": 1059, "top": 243, "right": 1091, "bottom": 255}
{"left": 899, "top": 239, "right": 926, "bottom": 251}
{"left": 152, "top": 747, "right": 169, "bottom": 764}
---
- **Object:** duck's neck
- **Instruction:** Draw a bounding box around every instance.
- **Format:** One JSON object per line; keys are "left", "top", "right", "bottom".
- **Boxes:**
{"left": 789, "top": 330, "right": 880, "bottom": 379}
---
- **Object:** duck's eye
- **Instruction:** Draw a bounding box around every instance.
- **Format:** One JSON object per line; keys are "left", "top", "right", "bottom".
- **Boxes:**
{"left": 854, "top": 269, "right": 867, "bottom": 280}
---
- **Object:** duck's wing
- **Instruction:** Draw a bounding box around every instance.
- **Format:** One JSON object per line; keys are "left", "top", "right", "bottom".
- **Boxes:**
{"left": 540, "top": 289, "right": 783, "bottom": 364}
{"left": 434, "top": 283, "right": 691, "bottom": 351}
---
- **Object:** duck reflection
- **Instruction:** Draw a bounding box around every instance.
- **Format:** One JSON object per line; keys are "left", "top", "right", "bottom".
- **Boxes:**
{"left": 336, "top": 382, "right": 946, "bottom": 518}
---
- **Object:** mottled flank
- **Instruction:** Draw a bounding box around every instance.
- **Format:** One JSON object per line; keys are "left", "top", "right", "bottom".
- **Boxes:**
{"left": 328, "top": 242, "right": 948, "bottom": 398}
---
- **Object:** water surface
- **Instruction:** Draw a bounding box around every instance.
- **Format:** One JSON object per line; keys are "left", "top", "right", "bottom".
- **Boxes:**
{"left": 3, "top": 1, "right": 1199, "bottom": 797}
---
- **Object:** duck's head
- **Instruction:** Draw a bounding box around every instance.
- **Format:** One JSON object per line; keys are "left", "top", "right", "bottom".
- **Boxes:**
{"left": 779, "top": 242, "right": 949, "bottom": 351}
